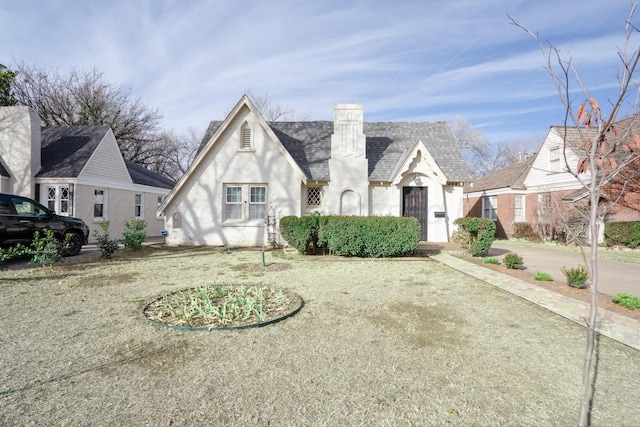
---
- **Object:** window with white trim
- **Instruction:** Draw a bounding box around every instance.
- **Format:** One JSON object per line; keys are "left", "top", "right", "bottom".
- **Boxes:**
{"left": 94, "top": 189, "right": 106, "bottom": 220}
{"left": 482, "top": 196, "right": 497, "bottom": 220}
{"left": 514, "top": 194, "right": 524, "bottom": 222}
{"left": 549, "top": 146, "right": 560, "bottom": 171}
{"left": 134, "top": 194, "right": 143, "bottom": 218}
{"left": 46, "top": 185, "right": 71, "bottom": 216}
{"left": 224, "top": 184, "right": 268, "bottom": 222}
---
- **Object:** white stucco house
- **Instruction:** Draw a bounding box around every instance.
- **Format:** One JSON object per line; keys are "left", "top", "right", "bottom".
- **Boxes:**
{"left": 0, "top": 106, "right": 175, "bottom": 239}
{"left": 158, "top": 95, "right": 473, "bottom": 247}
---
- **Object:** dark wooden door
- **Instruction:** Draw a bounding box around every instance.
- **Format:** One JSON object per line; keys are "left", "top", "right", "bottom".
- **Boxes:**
{"left": 403, "top": 187, "right": 428, "bottom": 241}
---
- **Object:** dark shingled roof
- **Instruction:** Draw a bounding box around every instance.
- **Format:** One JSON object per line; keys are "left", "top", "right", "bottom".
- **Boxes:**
{"left": 464, "top": 156, "right": 535, "bottom": 193}
{"left": 38, "top": 125, "right": 111, "bottom": 178}
{"left": 0, "top": 161, "right": 9, "bottom": 177}
{"left": 200, "top": 120, "right": 473, "bottom": 182}
{"left": 38, "top": 125, "right": 175, "bottom": 189}
{"left": 125, "top": 160, "right": 175, "bottom": 189}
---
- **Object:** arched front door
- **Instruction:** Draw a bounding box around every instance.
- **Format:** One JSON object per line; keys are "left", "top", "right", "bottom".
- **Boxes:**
{"left": 403, "top": 186, "right": 428, "bottom": 240}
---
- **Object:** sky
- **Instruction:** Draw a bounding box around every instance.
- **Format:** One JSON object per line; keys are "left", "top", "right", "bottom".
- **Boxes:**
{"left": 2, "top": 0, "right": 639, "bottom": 147}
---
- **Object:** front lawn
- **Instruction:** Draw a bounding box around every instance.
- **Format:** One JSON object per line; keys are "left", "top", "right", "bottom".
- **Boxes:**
{"left": 1, "top": 246, "right": 639, "bottom": 425}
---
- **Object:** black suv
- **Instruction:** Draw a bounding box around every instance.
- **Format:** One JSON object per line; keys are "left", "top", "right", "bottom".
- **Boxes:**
{"left": 0, "top": 192, "right": 89, "bottom": 256}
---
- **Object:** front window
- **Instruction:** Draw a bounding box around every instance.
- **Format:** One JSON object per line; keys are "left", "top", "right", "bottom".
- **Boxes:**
{"left": 249, "top": 186, "right": 267, "bottom": 220}
{"left": 225, "top": 186, "right": 243, "bottom": 219}
{"left": 514, "top": 195, "right": 524, "bottom": 222}
{"left": 549, "top": 146, "right": 560, "bottom": 172}
{"left": 307, "top": 187, "right": 322, "bottom": 206}
{"left": 224, "top": 184, "right": 268, "bottom": 222}
{"left": 46, "top": 186, "right": 70, "bottom": 216}
{"left": 482, "top": 196, "right": 497, "bottom": 221}
{"left": 134, "top": 194, "right": 143, "bottom": 218}
{"left": 94, "top": 190, "right": 106, "bottom": 219}
{"left": 11, "top": 196, "right": 48, "bottom": 216}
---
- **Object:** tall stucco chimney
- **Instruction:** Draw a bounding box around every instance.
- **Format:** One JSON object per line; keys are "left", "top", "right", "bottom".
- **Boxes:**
{"left": 0, "top": 106, "right": 42, "bottom": 196}
{"left": 327, "top": 103, "right": 369, "bottom": 216}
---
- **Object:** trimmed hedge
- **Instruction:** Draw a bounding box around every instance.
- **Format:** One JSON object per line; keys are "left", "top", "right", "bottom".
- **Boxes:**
{"left": 280, "top": 215, "right": 420, "bottom": 257}
{"left": 604, "top": 221, "right": 640, "bottom": 249}
{"left": 453, "top": 217, "right": 496, "bottom": 256}
{"left": 279, "top": 215, "right": 320, "bottom": 254}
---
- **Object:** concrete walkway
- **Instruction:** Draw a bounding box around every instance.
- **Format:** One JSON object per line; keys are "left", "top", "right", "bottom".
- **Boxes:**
{"left": 429, "top": 250, "right": 640, "bottom": 351}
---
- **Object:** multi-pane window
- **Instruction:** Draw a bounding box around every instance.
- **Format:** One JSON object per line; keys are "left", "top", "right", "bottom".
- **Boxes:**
{"left": 134, "top": 194, "right": 142, "bottom": 217}
{"left": 94, "top": 190, "right": 105, "bottom": 219}
{"left": 514, "top": 195, "right": 524, "bottom": 222}
{"left": 224, "top": 184, "right": 267, "bottom": 221}
{"left": 482, "top": 196, "right": 497, "bottom": 220}
{"left": 225, "top": 186, "right": 243, "bottom": 219}
{"left": 46, "top": 186, "right": 70, "bottom": 215}
{"left": 249, "top": 186, "right": 266, "bottom": 220}
{"left": 307, "top": 187, "right": 321, "bottom": 206}
{"left": 549, "top": 146, "right": 560, "bottom": 171}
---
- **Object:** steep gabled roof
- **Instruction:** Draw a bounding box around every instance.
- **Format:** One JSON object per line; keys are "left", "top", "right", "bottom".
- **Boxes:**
{"left": 200, "top": 119, "right": 473, "bottom": 182}
{"left": 0, "top": 160, "right": 9, "bottom": 177}
{"left": 464, "top": 156, "right": 535, "bottom": 194}
{"left": 125, "top": 160, "right": 175, "bottom": 189}
{"left": 38, "top": 125, "right": 111, "bottom": 178}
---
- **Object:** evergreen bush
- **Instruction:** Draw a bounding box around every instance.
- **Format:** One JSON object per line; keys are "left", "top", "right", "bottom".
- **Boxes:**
{"left": 453, "top": 217, "right": 496, "bottom": 256}
{"left": 604, "top": 221, "right": 640, "bottom": 248}
{"left": 503, "top": 252, "right": 523, "bottom": 269}
{"left": 123, "top": 218, "right": 147, "bottom": 251}
{"left": 561, "top": 265, "right": 589, "bottom": 288}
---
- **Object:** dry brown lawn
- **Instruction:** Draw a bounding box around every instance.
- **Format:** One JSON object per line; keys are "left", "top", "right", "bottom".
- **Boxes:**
{"left": 1, "top": 245, "right": 639, "bottom": 426}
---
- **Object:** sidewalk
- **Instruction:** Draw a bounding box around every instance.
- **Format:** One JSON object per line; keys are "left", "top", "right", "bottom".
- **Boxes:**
{"left": 428, "top": 250, "right": 640, "bottom": 351}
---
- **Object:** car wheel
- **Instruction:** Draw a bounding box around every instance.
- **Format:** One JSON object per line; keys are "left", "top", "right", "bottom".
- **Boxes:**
{"left": 64, "top": 232, "right": 83, "bottom": 256}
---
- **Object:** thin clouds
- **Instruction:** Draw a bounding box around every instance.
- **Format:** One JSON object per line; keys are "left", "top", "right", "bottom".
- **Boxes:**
{"left": 0, "top": 0, "right": 637, "bottom": 144}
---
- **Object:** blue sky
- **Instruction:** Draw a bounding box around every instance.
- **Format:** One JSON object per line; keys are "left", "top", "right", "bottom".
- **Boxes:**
{"left": 2, "top": 0, "right": 638, "bottom": 146}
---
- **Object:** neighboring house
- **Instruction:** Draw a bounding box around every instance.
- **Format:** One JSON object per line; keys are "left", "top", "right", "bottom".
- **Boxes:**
{"left": 0, "top": 106, "right": 175, "bottom": 240}
{"left": 463, "top": 157, "right": 534, "bottom": 239}
{"left": 465, "top": 124, "right": 640, "bottom": 240}
{"left": 158, "top": 95, "right": 473, "bottom": 247}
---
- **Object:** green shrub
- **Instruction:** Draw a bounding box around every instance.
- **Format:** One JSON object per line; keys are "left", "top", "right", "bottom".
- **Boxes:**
{"left": 0, "top": 245, "right": 25, "bottom": 270}
{"left": 123, "top": 218, "right": 147, "bottom": 251}
{"left": 27, "top": 229, "right": 68, "bottom": 267}
{"left": 318, "top": 216, "right": 420, "bottom": 257}
{"left": 483, "top": 257, "right": 500, "bottom": 264}
{"left": 513, "top": 222, "right": 536, "bottom": 240}
{"left": 281, "top": 215, "right": 420, "bottom": 257}
{"left": 604, "top": 221, "right": 640, "bottom": 248}
{"left": 280, "top": 215, "right": 320, "bottom": 254}
{"left": 533, "top": 271, "right": 553, "bottom": 281}
{"left": 561, "top": 265, "right": 589, "bottom": 288}
{"left": 453, "top": 217, "right": 496, "bottom": 257}
{"left": 93, "top": 221, "right": 120, "bottom": 258}
{"left": 503, "top": 252, "right": 523, "bottom": 269}
{"left": 612, "top": 293, "right": 640, "bottom": 310}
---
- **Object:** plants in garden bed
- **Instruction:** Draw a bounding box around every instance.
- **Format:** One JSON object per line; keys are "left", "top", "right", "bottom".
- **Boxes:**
{"left": 483, "top": 257, "right": 500, "bottom": 264}
{"left": 93, "top": 221, "right": 120, "bottom": 258}
{"left": 145, "top": 285, "right": 296, "bottom": 329}
{"left": 533, "top": 271, "right": 553, "bottom": 281}
{"left": 561, "top": 265, "right": 589, "bottom": 289}
{"left": 612, "top": 293, "right": 640, "bottom": 310}
{"left": 123, "top": 218, "right": 147, "bottom": 251}
{"left": 503, "top": 252, "right": 523, "bottom": 269}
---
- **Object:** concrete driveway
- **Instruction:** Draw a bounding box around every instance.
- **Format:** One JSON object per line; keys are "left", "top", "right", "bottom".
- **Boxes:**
{"left": 488, "top": 241, "right": 640, "bottom": 297}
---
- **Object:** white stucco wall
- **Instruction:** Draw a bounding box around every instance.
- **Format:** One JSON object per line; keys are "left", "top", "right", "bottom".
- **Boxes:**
{"left": 163, "top": 108, "right": 301, "bottom": 247}
{"left": 0, "top": 106, "right": 41, "bottom": 197}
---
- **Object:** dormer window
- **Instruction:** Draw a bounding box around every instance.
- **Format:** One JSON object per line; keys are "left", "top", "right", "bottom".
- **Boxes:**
{"left": 240, "top": 122, "right": 252, "bottom": 150}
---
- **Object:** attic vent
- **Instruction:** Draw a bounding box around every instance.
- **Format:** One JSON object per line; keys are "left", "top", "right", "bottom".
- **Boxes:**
{"left": 241, "top": 123, "right": 252, "bottom": 149}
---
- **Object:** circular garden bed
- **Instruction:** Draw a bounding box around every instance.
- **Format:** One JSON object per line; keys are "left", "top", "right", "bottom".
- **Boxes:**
{"left": 144, "top": 285, "right": 303, "bottom": 331}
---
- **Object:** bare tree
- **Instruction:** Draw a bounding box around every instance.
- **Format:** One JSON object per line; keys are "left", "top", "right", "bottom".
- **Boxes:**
{"left": 226, "top": 90, "right": 311, "bottom": 122}
{"left": 153, "top": 127, "right": 204, "bottom": 181}
{"left": 11, "top": 63, "right": 164, "bottom": 170}
{"left": 511, "top": 5, "right": 640, "bottom": 425}
{"left": 450, "top": 116, "right": 537, "bottom": 178}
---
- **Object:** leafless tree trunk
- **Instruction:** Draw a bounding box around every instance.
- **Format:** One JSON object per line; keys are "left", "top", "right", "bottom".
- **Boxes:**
{"left": 511, "top": 5, "right": 640, "bottom": 425}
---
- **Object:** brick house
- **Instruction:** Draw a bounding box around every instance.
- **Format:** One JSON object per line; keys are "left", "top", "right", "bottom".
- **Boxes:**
{"left": 465, "top": 124, "right": 640, "bottom": 241}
